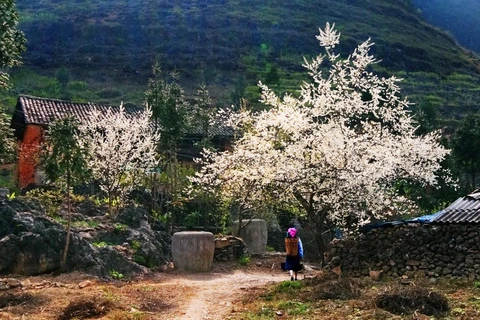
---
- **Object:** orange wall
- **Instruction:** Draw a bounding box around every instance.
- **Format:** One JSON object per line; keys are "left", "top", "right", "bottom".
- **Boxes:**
{"left": 18, "top": 125, "right": 43, "bottom": 189}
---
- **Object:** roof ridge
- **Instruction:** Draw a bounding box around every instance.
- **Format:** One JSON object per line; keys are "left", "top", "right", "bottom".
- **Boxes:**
{"left": 19, "top": 94, "right": 117, "bottom": 108}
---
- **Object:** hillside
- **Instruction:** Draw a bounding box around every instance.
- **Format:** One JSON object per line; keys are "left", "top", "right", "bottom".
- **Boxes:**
{"left": 412, "top": 0, "right": 480, "bottom": 54}
{"left": 3, "top": 0, "right": 480, "bottom": 120}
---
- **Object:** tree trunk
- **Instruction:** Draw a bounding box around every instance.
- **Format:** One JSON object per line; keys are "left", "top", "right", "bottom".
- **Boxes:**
{"left": 61, "top": 170, "right": 72, "bottom": 271}
{"left": 293, "top": 190, "right": 329, "bottom": 263}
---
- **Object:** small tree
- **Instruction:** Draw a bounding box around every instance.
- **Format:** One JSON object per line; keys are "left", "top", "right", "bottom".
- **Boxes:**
{"left": 42, "top": 116, "right": 90, "bottom": 270}
{"left": 193, "top": 84, "right": 218, "bottom": 149}
{"left": 79, "top": 105, "right": 160, "bottom": 215}
{"left": 0, "top": 0, "right": 25, "bottom": 164}
{"left": 0, "top": 0, "right": 26, "bottom": 89}
{"left": 145, "top": 63, "right": 190, "bottom": 230}
{"left": 0, "top": 104, "right": 15, "bottom": 164}
{"left": 193, "top": 23, "right": 449, "bottom": 257}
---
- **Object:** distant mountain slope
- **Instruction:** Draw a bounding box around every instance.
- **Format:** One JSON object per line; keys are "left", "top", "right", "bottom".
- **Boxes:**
{"left": 412, "top": 0, "right": 480, "bottom": 54}
{"left": 5, "top": 0, "right": 480, "bottom": 119}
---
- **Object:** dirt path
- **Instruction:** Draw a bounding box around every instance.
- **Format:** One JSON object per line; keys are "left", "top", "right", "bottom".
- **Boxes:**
{"left": 0, "top": 255, "right": 313, "bottom": 319}
{"left": 167, "top": 269, "right": 285, "bottom": 319}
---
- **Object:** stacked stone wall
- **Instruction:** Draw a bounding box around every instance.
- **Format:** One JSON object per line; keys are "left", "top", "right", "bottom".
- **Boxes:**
{"left": 325, "top": 224, "right": 480, "bottom": 280}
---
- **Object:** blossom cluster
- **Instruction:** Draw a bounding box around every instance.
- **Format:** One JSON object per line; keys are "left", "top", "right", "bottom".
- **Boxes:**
{"left": 192, "top": 23, "right": 449, "bottom": 227}
{"left": 78, "top": 105, "right": 160, "bottom": 204}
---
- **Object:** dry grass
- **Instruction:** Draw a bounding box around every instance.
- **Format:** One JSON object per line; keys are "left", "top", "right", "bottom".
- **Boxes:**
{"left": 2, "top": 259, "right": 480, "bottom": 319}
{"left": 228, "top": 271, "right": 480, "bottom": 319}
{"left": 375, "top": 286, "right": 449, "bottom": 316}
{"left": 56, "top": 297, "right": 113, "bottom": 320}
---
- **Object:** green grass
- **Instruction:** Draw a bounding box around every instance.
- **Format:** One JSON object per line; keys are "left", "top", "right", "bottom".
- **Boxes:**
{"left": 0, "top": 167, "right": 18, "bottom": 193}
{"left": 72, "top": 220, "right": 100, "bottom": 229}
{"left": 238, "top": 255, "right": 251, "bottom": 266}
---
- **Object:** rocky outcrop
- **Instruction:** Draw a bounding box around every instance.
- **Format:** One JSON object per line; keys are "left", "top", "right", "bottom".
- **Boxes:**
{"left": 94, "top": 206, "right": 171, "bottom": 268}
{"left": 0, "top": 198, "right": 169, "bottom": 278}
{"left": 324, "top": 224, "right": 480, "bottom": 280}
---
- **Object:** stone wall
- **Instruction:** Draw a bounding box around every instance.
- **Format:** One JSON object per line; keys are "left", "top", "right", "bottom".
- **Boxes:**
{"left": 324, "top": 223, "right": 480, "bottom": 280}
{"left": 214, "top": 236, "right": 248, "bottom": 262}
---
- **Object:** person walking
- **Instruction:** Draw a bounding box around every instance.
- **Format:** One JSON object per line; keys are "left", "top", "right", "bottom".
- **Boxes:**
{"left": 284, "top": 227, "right": 303, "bottom": 281}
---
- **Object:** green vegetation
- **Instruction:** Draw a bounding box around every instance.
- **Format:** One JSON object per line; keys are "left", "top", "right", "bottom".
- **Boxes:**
{"left": 130, "top": 240, "right": 141, "bottom": 251}
{"left": 238, "top": 255, "right": 250, "bottom": 266}
{"left": 92, "top": 241, "right": 109, "bottom": 248}
{"left": 109, "top": 269, "right": 124, "bottom": 280}
{"left": 41, "top": 116, "right": 90, "bottom": 269}
{"left": 1, "top": 0, "right": 480, "bottom": 260}
{"left": 0, "top": 166, "right": 17, "bottom": 193}
{"left": 113, "top": 223, "right": 128, "bottom": 233}
{"left": 25, "top": 188, "right": 64, "bottom": 217}
{"left": 72, "top": 220, "right": 99, "bottom": 229}
{"left": 0, "top": 0, "right": 26, "bottom": 89}
{"left": 2, "top": 0, "right": 478, "bottom": 116}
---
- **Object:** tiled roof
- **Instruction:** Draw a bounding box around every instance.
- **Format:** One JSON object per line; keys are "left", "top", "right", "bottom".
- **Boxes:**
{"left": 432, "top": 190, "right": 480, "bottom": 223}
{"left": 188, "top": 118, "right": 234, "bottom": 137}
{"left": 17, "top": 95, "right": 139, "bottom": 125}
{"left": 12, "top": 95, "right": 233, "bottom": 137}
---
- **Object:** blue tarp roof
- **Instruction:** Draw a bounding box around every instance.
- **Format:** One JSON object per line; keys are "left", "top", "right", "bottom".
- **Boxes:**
{"left": 359, "top": 212, "right": 440, "bottom": 233}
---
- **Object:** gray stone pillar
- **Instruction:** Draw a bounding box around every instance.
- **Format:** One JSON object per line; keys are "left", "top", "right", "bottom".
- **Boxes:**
{"left": 232, "top": 219, "right": 267, "bottom": 254}
{"left": 172, "top": 231, "right": 215, "bottom": 272}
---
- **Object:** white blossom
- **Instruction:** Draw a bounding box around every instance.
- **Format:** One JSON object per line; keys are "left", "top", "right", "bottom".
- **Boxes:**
{"left": 78, "top": 104, "right": 160, "bottom": 212}
{"left": 193, "top": 24, "right": 449, "bottom": 232}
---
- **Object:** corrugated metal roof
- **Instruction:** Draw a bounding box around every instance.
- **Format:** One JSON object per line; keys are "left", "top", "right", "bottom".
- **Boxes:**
{"left": 432, "top": 190, "right": 480, "bottom": 223}
{"left": 13, "top": 95, "right": 233, "bottom": 137}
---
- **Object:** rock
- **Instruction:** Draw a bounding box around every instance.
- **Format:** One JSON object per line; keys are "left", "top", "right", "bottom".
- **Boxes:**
{"left": 215, "top": 237, "right": 232, "bottom": 249}
{"left": 76, "top": 201, "right": 103, "bottom": 217}
{"left": 79, "top": 231, "right": 93, "bottom": 240}
{"left": 369, "top": 270, "right": 383, "bottom": 281}
{"left": 5, "top": 279, "right": 21, "bottom": 288}
{"left": 0, "top": 188, "right": 8, "bottom": 198}
{"left": 442, "top": 268, "right": 452, "bottom": 275}
{"left": 332, "top": 266, "right": 342, "bottom": 277}
{"left": 330, "top": 256, "right": 341, "bottom": 266}
{"left": 406, "top": 260, "right": 420, "bottom": 266}
{"left": 214, "top": 236, "right": 248, "bottom": 262}
{"left": 78, "top": 280, "right": 94, "bottom": 289}
{"left": 0, "top": 199, "right": 167, "bottom": 278}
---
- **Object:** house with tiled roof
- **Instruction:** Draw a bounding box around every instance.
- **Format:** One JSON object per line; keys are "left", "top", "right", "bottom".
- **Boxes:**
{"left": 10, "top": 95, "right": 232, "bottom": 189}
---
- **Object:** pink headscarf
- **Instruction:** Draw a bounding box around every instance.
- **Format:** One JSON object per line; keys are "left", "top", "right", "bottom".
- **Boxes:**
{"left": 288, "top": 227, "right": 297, "bottom": 238}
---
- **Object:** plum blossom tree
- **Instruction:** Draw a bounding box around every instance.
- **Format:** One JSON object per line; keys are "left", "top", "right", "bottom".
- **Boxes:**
{"left": 79, "top": 105, "right": 160, "bottom": 214}
{"left": 192, "top": 23, "right": 450, "bottom": 256}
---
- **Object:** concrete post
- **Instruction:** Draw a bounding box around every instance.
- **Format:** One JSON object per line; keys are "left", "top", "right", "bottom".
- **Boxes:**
{"left": 172, "top": 231, "right": 215, "bottom": 272}
{"left": 232, "top": 219, "right": 267, "bottom": 254}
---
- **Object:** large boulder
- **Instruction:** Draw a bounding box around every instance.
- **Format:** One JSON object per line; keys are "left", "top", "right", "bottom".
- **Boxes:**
{"left": 232, "top": 219, "right": 268, "bottom": 254}
{"left": 0, "top": 199, "right": 167, "bottom": 277}
{"left": 95, "top": 205, "right": 171, "bottom": 268}
{"left": 172, "top": 231, "right": 215, "bottom": 272}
